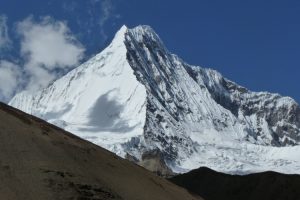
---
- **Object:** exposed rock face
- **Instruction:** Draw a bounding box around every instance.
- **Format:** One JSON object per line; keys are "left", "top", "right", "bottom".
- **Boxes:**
{"left": 138, "top": 149, "right": 175, "bottom": 178}
{"left": 9, "top": 25, "right": 300, "bottom": 174}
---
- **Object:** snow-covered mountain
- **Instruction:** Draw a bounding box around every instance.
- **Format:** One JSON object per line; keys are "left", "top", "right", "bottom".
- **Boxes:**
{"left": 9, "top": 25, "right": 300, "bottom": 175}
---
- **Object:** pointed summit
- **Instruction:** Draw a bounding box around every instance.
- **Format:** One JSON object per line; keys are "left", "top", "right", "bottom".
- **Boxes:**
{"left": 114, "top": 25, "right": 128, "bottom": 38}
{"left": 120, "top": 24, "right": 128, "bottom": 31}
{"left": 107, "top": 25, "right": 128, "bottom": 48}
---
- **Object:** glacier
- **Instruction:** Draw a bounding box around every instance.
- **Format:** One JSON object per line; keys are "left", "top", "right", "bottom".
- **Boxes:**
{"left": 9, "top": 25, "right": 300, "bottom": 175}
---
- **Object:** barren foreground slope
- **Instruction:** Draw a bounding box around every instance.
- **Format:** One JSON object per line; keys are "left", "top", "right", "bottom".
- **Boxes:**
{"left": 0, "top": 102, "right": 201, "bottom": 200}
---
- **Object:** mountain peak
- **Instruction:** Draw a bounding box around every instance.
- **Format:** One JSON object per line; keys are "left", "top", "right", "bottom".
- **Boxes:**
{"left": 113, "top": 24, "right": 158, "bottom": 42}
{"left": 9, "top": 25, "right": 300, "bottom": 175}
{"left": 110, "top": 25, "right": 162, "bottom": 50}
{"left": 109, "top": 25, "right": 128, "bottom": 47}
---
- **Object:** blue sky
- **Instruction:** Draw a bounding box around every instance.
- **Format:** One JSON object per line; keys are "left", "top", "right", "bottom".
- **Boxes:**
{"left": 0, "top": 0, "right": 299, "bottom": 102}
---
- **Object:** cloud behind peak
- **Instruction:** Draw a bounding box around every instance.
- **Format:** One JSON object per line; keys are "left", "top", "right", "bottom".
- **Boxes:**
{"left": 16, "top": 16, "right": 85, "bottom": 91}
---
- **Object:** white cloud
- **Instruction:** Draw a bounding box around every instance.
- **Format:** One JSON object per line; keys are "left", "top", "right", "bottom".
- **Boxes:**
{"left": 0, "top": 15, "right": 11, "bottom": 50}
{"left": 17, "top": 16, "right": 85, "bottom": 91}
{"left": 0, "top": 60, "right": 21, "bottom": 101}
{"left": 18, "top": 16, "right": 85, "bottom": 70}
{"left": 25, "top": 65, "right": 56, "bottom": 92}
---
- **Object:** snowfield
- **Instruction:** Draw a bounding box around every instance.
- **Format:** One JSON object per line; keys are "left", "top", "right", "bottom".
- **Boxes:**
{"left": 178, "top": 134, "right": 300, "bottom": 174}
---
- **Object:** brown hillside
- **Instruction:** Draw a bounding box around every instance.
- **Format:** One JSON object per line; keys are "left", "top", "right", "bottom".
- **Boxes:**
{"left": 0, "top": 102, "right": 202, "bottom": 200}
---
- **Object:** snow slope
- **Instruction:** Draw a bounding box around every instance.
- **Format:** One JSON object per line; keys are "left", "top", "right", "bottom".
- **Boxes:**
{"left": 9, "top": 25, "right": 300, "bottom": 174}
{"left": 10, "top": 26, "right": 147, "bottom": 156}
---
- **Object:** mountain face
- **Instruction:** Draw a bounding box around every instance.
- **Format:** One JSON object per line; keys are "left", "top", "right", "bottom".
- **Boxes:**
{"left": 0, "top": 102, "right": 201, "bottom": 200}
{"left": 9, "top": 25, "right": 300, "bottom": 174}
